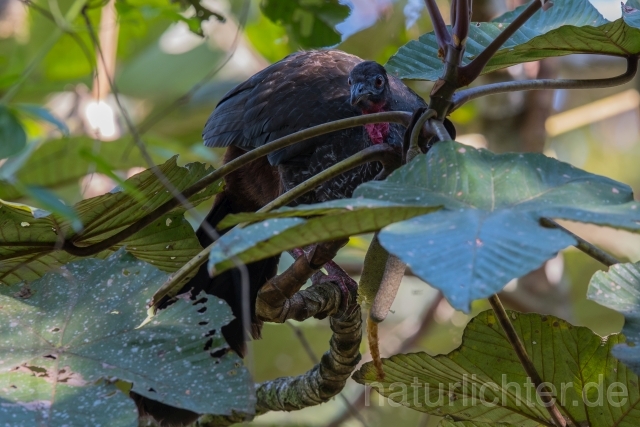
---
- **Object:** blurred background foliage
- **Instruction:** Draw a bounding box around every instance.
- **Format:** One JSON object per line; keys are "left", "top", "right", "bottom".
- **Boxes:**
{"left": 0, "top": 0, "right": 638, "bottom": 425}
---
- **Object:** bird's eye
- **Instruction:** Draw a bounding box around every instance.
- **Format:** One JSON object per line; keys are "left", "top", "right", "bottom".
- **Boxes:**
{"left": 375, "top": 76, "right": 383, "bottom": 87}
{"left": 348, "top": 78, "right": 352, "bottom": 86}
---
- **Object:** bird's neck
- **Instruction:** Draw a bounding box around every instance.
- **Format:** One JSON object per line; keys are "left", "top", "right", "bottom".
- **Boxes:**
{"left": 361, "top": 101, "right": 389, "bottom": 145}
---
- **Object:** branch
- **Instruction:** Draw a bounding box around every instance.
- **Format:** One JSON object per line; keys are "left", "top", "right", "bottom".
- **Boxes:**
{"left": 326, "top": 292, "right": 444, "bottom": 427}
{"left": 540, "top": 218, "right": 621, "bottom": 267}
{"left": 196, "top": 303, "right": 362, "bottom": 426}
{"left": 458, "top": 0, "right": 546, "bottom": 85}
{"left": 452, "top": 56, "right": 639, "bottom": 110}
{"left": 149, "top": 143, "right": 402, "bottom": 306}
{"left": 452, "top": 0, "right": 471, "bottom": 49}
{"left": 488, "top": 295, "right": 568, "bottom": 427}
{"left": 423, "top": 0, "right": 451, "bottom": 52}
{"left": 61, "top": 112, "right": 410, "bottom": 256}
{"left": 260, "top": 143, "right": 401, "bottom": 212}
{"left": 406, "top": 108, "right": 436, "bottom": 163}
{"left": 429, "top": 118, "right": 452, "bottom": 141}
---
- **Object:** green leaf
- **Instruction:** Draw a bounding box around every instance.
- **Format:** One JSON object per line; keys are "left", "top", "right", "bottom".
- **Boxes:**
{"left": 386, "top": 0, "right": 639, "bottom": 81}
{"left": 354, "top": 141, "right": 640, "bottom": 312}
{"left": 0, "top": 250, "right": 254, "bottom": 416}
{"left": 0, "top": 157, "right": 222, "bottom": 285}
{"left": 0, "top": 105, "right": 27, "bottom": 159}
{"left": 208, "top": 199, "right": 440, "bottom": 276}
{"left": 260, "top": 0, "right": 350, "bottom": 48}
{"left": 353, "top": 311, "right": 640, "bottom": 427}
{"left": 0, "top": 374, "right": 137, "bottom": 427}
{"left": 15, "top": 104, "right": 69, "bottom": 135}
{"left": 588, "top": 262, "right": 640, "bottom": 376}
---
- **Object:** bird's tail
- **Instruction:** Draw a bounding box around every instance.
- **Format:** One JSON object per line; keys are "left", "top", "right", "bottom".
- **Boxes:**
{"left": 186, "top": 192, "right": 280, "bottom": 357}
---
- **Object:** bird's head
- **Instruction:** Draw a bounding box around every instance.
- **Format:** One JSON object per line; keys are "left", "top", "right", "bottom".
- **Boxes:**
{"left": 349, "top": 61, "right": 389, "bottom": 113}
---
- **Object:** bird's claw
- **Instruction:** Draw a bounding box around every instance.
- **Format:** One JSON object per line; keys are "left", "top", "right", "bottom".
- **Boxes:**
{"left": 311, "top": 262, "right": 358, "bottom": 316}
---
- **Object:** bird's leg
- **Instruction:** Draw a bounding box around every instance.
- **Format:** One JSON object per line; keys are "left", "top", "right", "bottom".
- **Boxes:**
{"left": 255, "top": 239, "right": 358, "bottom": 323}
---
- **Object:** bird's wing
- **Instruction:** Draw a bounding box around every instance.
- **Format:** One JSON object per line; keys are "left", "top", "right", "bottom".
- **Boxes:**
{"left": 202, "top": 50, "right": 363, "bottom": 166}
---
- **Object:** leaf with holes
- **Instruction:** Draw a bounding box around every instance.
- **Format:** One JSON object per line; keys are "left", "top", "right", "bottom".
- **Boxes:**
{"left": 0, "top": 156, "right": 222, "bottom": 285}
{"left": 588, "top": 262, "right": 640, "bottom": 377}
{"left": 354, "top": 141, "right": 640, "bottom": 311}
{"left": 353, "top": 311, "right": 640, "bottom": 427}
{"left": 387, "top": 0, "right": 638, "bottom": 81}
{"left": 0, "top": 250, "right": 254, "bottom": 416}
{"left": 207, "top": 199, "right": 441, "bottom": 277}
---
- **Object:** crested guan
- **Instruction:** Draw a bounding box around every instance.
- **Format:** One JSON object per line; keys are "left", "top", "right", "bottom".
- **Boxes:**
{"left": 142, "top": 49, "right": 455, "bottom": 425}
{"left": 189, "top": 49, "right": 454, "bottom": 355}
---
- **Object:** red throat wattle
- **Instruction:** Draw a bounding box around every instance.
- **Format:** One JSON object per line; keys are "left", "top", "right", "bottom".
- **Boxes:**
{"left": 362, "top": 102, "right": 389, "bottom": 145}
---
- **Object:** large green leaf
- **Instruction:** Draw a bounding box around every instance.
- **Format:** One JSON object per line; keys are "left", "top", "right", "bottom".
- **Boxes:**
{"left": 353, "top": 311, "right": 640, "bottom": 427}
{"left": 386, "top": 0, "right": 638, "bottom": 81}
{"left": 208, "top": 199, "right": 440, "bottom": 276}
{"left": 0, "top": 105, "right": 27, "bottom": 159}
{"left": 0, "top": 250, "right": 253, "bottom": 417}
{"left": 0, "top": 157, "right": 222, "bottom": 285}
{"left": 354, "top": 141, "right": 640, "bottom": 311}
{"left": 260, "top": 0, "right": 350, "bottom": 48}
{"left": 588, "top": 262, "right": 640, "bottom": 376}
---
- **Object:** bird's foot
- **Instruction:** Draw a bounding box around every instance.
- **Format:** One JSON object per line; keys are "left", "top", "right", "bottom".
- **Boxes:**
{"left": 311, "top": 259, "right": 358, "bottom": 316}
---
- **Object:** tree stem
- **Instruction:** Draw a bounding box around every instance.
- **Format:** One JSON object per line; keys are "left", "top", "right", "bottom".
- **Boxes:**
{"left": 539, "top": 218, "right": 620, "bottom": 267}
{"left": 488, "top": 295, "right": 568, "bottom": 427}
{"left": 452, "top": 57, "right": 638, "bottom": 110}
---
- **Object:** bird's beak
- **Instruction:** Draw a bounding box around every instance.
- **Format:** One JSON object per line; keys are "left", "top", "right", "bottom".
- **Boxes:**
{"left": 350, "top": 83, "right": 371, "bottom": 106}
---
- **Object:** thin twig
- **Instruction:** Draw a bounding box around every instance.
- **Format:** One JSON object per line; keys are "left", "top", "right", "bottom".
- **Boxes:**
{"left": 1, "top": 0, "right": 89, "bottom": 104}
{"left": 423, "top": 0, "right": 451, "bottom": 52}
{"left": 458, "top": 0, "right": 546, "bottom": 85}
{"left": 407, "top": 109, "right": 436, "bottom": 163}
{"left": 150, "top": 144, "right": 401, "bottom": 306}
{"left": 488, "top": 295, "right": 567, "bottom": 427}
{"left": 452, "top": 57, "right": 639, "bottom": 110}
{"left": 539, "top": 218, "right": 620, "bottom": 267}
{"left": 135, "top": 1, "right": 250, "bottom": 136}
{"left": 452, "top": 0, "right": 470, "bottom": 48}
{"left": 58, "top": 112, "right": 410, "bottom": 256}
{"left": 260, "top": 144, "right": 400, "bottom": 212}
{"left": 18, "top": 0, "right": 95, "bottom": 70}
{"left": 429, "top": 119, "right": 452, "bottom": 141}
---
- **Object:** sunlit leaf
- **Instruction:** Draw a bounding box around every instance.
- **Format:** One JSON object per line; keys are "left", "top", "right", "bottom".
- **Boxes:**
{"left": 354, "top": 311, "right": 640, "bottom": 427}
{"left": 354, "top": 141, "right": 640, "bottom": 311}
{"left": 0, "top": 250, "right": 254, "bottom": 416}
